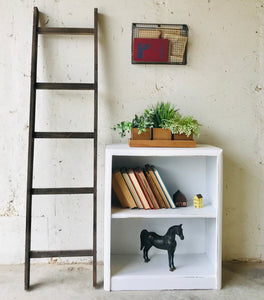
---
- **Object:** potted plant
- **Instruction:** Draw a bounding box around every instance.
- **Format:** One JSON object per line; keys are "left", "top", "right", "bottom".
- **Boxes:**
{"left": 146, "top": 102, "right": 178, "bottom": 140}
{"left": 112, "top": 113, "right": 153, "bottom": 140}
{"left": 130, "top": 114, "right": 153, "bottom": 140}
{"left": 112, "top": 101, "right": 201, "bottom": 143}
{"left": 161, "top": 113, "right": 201, "bottom": 140}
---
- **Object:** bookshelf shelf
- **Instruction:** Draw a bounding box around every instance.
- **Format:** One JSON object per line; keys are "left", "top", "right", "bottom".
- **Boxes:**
{"left": 104, "top": 144, "right": 222, "bottom": 291}
{"left": 111, "top": 205, "right": 217, "bottom": 219}
{"left": 111, "top": 254, "right": 215, "bottom": 290}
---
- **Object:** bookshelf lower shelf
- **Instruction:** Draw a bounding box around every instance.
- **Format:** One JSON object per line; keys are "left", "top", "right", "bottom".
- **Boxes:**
{"left": 111, "top": 253, "right": 216, "bottom": 290}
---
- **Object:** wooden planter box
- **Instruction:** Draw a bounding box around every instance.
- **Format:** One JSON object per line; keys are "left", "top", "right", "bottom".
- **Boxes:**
{"left": 152, "top": 128, "right": 172, "bottom": 140}
{"left": 131, "top": 128, "right": 151, "bottom": 140}
{"left": 129, "top": 128, "right": 196, "bottom": 147}
{"left": 173, "top": 133, "right": 193, "bottom": 140}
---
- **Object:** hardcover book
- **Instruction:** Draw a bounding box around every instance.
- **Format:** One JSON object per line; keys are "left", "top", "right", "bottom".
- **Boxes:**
{"left": 121, "top": 168, "right": 143, "bottom": 209}
{"left": 144, "top": 168, "right": 166, "bottom": 208}
{"left": 133, "top": 38, "right": 169, "bottom": 62}
{"left": 145, "top": 164, "right": 170, "bottom": 208}
{"left": 147, "top": 165, "right": 176, "bottom": 209}
{"left": 134, "top": 167, "right": 160, "bottom": 209}
{"left": 112, "top": 170, "right": 137, "bottom": 209}
{"left": 134, "top": 168, "right": 154, "bottom": 209}
{"left": 127, "top": 168, "right": 151, "bottom": 209}
{"left": 112, "top": 173, "right": 129, "bottom": 208}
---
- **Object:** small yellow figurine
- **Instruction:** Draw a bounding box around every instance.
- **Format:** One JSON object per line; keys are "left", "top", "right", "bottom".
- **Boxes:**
{"left": 193, "top": 194, "right": 203, "bottom": 208}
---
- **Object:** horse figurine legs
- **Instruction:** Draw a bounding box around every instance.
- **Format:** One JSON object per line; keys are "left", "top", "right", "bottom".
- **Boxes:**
{"left": 143, "top": 244, "right": 152, "bottom": 262}
{"left": 141, "top": 229, "right": 152, "bottom": 263}
{"left": 168, "top": 246, "right": 176, "bottom": 271}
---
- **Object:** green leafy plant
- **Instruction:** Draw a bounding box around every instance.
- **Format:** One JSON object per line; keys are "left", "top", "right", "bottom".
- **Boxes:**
{"left": 112, "top": 112, "right": 154, "bottom": 137}
{"left": 162, "top": 113, "right": 201, "bottom": 137}
{"left": 112, "top": 121, "right": 132, "bottom": 137}
{"left": 148, "top": 102, "right": 178, "bottom": 128}
{"left": 112, "top": 101, "right": 201, "bottom": 138}
{"left": 132, "top": 114, "right": 153, "bottom": 134}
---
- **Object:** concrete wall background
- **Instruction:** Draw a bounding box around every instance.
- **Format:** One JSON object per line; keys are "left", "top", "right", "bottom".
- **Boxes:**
{"left": 0, "top": 0, "right": 263, "bottom": 264}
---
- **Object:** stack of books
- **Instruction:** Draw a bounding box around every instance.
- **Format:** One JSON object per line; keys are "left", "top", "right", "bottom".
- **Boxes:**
{"left": 112, "top": 164, "right": 176, "bottom": 209}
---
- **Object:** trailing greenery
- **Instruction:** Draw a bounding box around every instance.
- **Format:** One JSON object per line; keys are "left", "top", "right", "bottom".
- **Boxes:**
{"left": 112, "top": 121, "right": 132, "bottom": 137}
{"left": 161, "top": 113, "right": 201, "bottom": 137}
{"left": 112, "top": 112, "right": 153, "bottom": 137}
{"left": 112, "top": 101, "right": 201, "bottom": 138}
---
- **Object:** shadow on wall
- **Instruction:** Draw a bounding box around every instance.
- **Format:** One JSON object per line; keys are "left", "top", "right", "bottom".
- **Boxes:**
{"left": 199, "top": 128, "right": 263, "bottom": 261}
{"left": 98, "top": 13, "right": 115, "bottom": 145}
{"left": 222, "top": 154, "right": 263, "bottom": 261}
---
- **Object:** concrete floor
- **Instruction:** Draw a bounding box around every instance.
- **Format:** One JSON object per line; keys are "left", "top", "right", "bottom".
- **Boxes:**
{"left": 0, "top": 262, "right": 263, "bottom": 300}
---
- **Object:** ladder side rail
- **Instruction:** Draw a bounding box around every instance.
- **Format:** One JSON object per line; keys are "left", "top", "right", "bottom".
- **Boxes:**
{"left": 93, "top": 7, "right": 98, "bottom": 288}
{"left": 25, "top": 6, "right": 39, "bottom": 291}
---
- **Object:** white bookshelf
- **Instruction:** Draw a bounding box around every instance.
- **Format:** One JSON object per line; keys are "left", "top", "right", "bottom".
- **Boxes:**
{"left": 104, "top": 144, "right": 223, "bottom": 291}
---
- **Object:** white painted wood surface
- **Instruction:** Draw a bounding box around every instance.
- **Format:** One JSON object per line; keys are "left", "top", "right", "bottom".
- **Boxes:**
{"left": 111, "top": 254, "right": 216, "bottom": 290}
{"left": 111, "top": 206, "right": 216, "bottom": 218}
{"left": 104, "top": 144, "right": 222, "bottom": 291}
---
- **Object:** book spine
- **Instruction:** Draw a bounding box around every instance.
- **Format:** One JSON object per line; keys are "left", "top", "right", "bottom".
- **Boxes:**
{"left": 113, "top": 170, "right": 137, "bottom": 209}
{"left": 127, "top": 169, "right": 150, "bottom": 209}
{"left": 139, "top": 169, "right": 160, "bottom": 209}
{"left": 112, "top": 173, "right": 130, "bottom": 208}
{"left": 121, "top": 168, "right": 143, "bottom": 209}
{"left": 152, "top": 166, "right": 176, "bottom": 209}
{"left": 134, "top": 169, "right": 154, "bottom": 209}
{"left": 144, "top": 169, "right": 166, "bottom": 208}
{"left": 145, "top": 165, "right": 170, "bottom": 208}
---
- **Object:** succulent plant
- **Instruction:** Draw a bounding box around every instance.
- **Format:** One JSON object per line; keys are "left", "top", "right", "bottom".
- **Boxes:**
{"left": 146, "top": 102, "right": 178, "bottom": 128}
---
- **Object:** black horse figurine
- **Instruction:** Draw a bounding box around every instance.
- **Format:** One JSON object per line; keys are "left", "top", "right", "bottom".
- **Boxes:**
{"left": 140, "top": 224, "right": 184, "bottom": 271}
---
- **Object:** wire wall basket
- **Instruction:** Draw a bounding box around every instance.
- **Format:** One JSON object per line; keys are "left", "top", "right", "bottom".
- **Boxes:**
{"left": 132, "top": 23, "right": 188, "bottom": 65}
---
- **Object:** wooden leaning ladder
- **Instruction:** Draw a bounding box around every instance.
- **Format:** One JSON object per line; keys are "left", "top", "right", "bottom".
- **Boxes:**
{"left": 24, "top": 7, "right": 98, "bottom": 290}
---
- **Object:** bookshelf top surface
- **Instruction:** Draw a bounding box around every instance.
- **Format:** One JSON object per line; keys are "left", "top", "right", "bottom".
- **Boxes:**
{"left": 106, "top": 144, "right": 222, "bottom": 157}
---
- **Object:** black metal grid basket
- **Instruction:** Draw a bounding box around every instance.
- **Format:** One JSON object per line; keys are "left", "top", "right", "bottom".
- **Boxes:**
{"left": 132, "top": 23, "right": 188, "bottom": 65}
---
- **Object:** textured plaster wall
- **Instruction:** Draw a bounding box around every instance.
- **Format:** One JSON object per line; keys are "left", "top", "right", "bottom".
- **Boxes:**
{"left": 0, "top": 0, "right": 263, "bottom": 264}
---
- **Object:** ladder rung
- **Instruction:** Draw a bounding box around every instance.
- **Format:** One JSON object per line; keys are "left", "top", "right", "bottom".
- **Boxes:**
{"left": 34, "top": 132, "right": 95, "bottom": 139}
{"left": 36, "top": 83, "right": 96, "bottom": 90}
{"left": 32, "top": 188, "right": 94, "bottom": 195}
{"left": 30, "top": 250, "right": 93, "bottom": 258}
{"left": 38, "top": 27, "right": 95, "bottom": 35}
